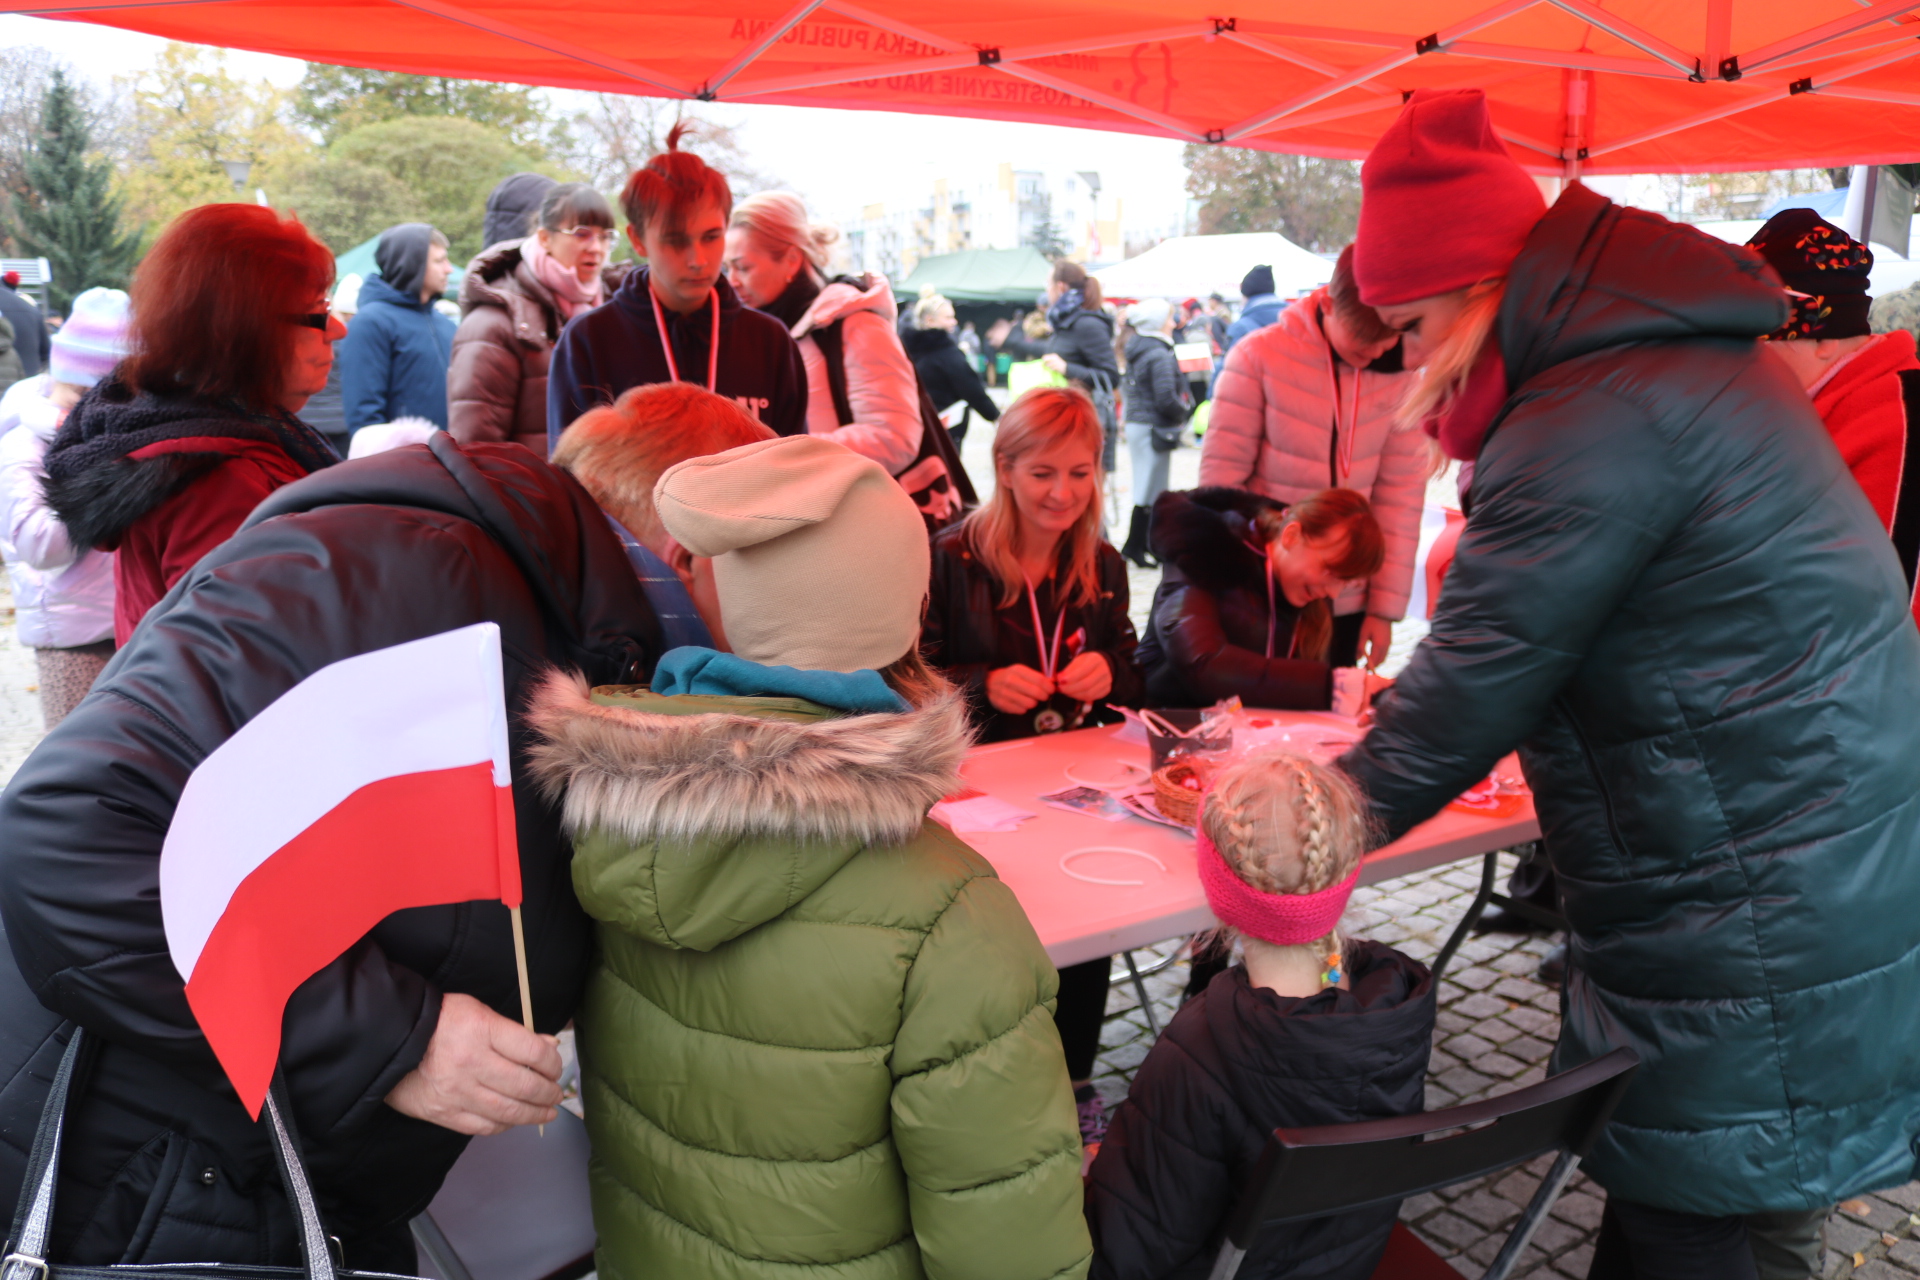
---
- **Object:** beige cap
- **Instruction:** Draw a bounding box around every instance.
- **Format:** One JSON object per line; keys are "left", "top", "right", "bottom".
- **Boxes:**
{"left": 654, "top": 435, "right": 929, "bottom": 672}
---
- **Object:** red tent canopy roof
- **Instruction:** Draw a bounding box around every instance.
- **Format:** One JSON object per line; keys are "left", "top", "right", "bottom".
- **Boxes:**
{"left": 19, "top": 0, "right": 1920, "bottom": 172}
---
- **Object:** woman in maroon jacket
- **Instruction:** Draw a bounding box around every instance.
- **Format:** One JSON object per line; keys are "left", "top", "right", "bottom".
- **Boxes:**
{"left": 42, "top": 203, "right": 342, "bottom": 643}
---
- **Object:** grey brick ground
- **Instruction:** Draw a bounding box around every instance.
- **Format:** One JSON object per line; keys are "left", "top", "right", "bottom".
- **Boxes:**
{"left": 1088, "top": 850, "right": 1920, "bottom": 1279}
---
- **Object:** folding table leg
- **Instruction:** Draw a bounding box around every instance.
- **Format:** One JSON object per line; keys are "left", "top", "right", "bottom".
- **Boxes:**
{"left": 1431, "top": 850, "right": 1500, "bottom": 980}
{"left": 411, "top": 1210, "right": 476, "bottom": 1280}
{"left": 1122, "top": 952, "right": 1161, "bottom": 1038}
{"left": 1483, "top": 1149, "right": 1583, "bottom": 1280}
{"left": 1206, "top": 1239, "right": 1247, "bottom": 1280}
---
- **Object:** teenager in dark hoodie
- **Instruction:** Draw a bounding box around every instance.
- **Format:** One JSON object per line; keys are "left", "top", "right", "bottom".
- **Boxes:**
{"left": 1086, "top": 750, "right": 1434, "bottom": 1280}
{"left": 338, "top": 222, "right": 457, "bottom": 429}
{"left": 546, "top": 125, "right": 807, "bottom": 448}
{"left": 41, "top": 204, "right": 342, "bottom": 644}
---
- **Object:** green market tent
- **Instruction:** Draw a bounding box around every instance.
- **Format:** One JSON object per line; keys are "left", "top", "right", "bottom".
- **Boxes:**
{"left": 894, "top": 247, "right": 1053, "bottom": 307}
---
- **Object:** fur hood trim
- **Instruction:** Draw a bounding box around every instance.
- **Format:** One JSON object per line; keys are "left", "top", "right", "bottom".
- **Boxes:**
{"left": 1148, "top": 485, "right": 1284, "bottom": 593}
{"left": 525, "top": 670, "right": 970, "bottom": 846}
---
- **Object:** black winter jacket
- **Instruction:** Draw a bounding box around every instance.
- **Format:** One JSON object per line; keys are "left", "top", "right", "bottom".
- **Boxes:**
{"left": 902, "top": 326, "right": 999, "bottom": 423}
{"left": 1086, "top": 944, "right": 1434, "bottom": 1280}
{"left": 1123, "top": 333, "right": 1192, "bottom": 428}
{"left": 1137, "top": 488, "right": 1331, "bottom": 711}
{"left": 922, "top": 524, "right": 1144, "bottom": 743}
{"left": 0, "top": 436, "right": 660, "bottom": 1269}
{"left": 1342, "top": 184, "right": 1920, "bottom": 1215}
{"left": 1004, "top": 307, "right": 1119, "bottom": 390}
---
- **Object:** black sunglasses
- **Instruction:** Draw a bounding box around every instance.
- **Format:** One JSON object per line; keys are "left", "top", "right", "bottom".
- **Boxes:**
{"left": 287, "top": 312, "right": 332, "bottom": 330}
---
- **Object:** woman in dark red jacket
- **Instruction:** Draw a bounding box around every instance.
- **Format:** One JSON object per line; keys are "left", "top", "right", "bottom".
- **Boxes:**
{"left": 43, "top": 203, "right": 343, "bottom": 643}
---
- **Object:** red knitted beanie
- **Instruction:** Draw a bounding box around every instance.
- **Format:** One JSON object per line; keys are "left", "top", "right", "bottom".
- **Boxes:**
{"left": 1354, "top": 89, "right": 1546, "bottom": 308}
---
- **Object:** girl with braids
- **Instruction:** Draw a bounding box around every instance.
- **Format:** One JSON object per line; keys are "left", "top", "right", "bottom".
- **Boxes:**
{"left": 1085, "top": 750, "right": 1435, "bottom": 1280}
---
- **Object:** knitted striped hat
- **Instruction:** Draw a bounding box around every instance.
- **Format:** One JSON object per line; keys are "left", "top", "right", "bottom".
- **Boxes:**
{"left": 50, "top": 288, "right": 131, "bottom": 388}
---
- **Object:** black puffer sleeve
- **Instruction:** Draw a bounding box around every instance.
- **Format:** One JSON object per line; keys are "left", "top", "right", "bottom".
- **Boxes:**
{"left": 1094, "top": 545, "right": 1145, "bottom": 710}
{"left": 1148, "top": 579, "right": 1331, "bottom": 710}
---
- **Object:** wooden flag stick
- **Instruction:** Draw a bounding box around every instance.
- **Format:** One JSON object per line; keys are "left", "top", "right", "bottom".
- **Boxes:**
{"left": 509, "top": 904, "right": 543, "bottom": 1136}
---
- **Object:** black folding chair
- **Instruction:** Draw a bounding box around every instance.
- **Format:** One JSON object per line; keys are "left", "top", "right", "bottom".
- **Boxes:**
{"left": 1208, "top": 1047, "right": 1639, "bottom": 1280}
{"left": 1432, "top": 843, "right": 1569, "bottom": 980}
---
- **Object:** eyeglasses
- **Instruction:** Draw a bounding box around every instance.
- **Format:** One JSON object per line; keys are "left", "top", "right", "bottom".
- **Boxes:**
{"left": 553, "top": 227, "right": 618, "bottom": 245}
{"left": 287, "top": 313, "right": 331, "bottom": 330}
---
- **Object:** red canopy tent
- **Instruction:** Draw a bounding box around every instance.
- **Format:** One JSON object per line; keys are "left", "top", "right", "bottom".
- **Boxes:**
{"left": 12, "top": 0, "right": 1920, "bottom": 174}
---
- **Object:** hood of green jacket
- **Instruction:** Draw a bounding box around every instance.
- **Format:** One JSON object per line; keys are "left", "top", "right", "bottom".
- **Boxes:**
{"left": 1499, "top": 182, "right": 1789, "bottom": 390}
{"left": 526, "top": 671, "right": 969, "bottom": 952}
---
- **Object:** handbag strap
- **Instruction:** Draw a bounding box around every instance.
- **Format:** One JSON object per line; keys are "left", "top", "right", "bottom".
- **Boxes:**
{"left": 1, "top": 1030, "right": 339, "bottom": 1280}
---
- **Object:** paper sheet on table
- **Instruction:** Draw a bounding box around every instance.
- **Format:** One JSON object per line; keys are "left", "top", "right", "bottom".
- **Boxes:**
{"left": 931, "top": 794, "right": 1036, "bottom": 833}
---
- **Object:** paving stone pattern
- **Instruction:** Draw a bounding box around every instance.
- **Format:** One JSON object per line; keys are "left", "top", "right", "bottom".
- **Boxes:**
{"left": 1089, "top": 850, "right": 1920, "bottom": 1279}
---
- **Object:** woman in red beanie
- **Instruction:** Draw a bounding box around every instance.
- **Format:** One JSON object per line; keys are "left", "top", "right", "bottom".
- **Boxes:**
{"left": 1340, "top": 89, "right": 1920, "bottom": 1280}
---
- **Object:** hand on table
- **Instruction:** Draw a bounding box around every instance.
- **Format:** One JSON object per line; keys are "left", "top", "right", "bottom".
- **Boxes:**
{"left": 385, "top": 992, "right": 562, "bottom": 1136}
{"left": 1356, "top": 614, "right": 1394, "bottom": 672}
{"left": 986, "top": 663, "right": 1055, "bottom": 715}
{"left": 1054, "top": 651, "right": 1112, "bottom": 703}
{"left": 1040, "top": 353, "right": 1067, "bottom": 375}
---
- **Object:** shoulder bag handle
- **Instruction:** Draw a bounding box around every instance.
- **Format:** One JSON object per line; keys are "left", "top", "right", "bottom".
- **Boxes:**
{"left": 2, "top": 1029, "right": 339, "bottom": 1280}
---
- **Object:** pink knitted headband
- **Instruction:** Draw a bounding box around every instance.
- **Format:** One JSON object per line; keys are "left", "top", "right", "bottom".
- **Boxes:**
{"left": 1197, "top": 829, "right": 1358, "bottom": 946}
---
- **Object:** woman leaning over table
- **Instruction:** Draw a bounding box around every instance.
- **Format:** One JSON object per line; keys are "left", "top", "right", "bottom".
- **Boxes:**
{"left": 921, "top": 384, "right": 1144, "bottom": 1147}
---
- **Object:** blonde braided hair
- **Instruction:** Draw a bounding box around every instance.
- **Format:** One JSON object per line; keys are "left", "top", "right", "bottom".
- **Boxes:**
{"left": 1199, "top": 749, "right": 1373, "bottom": 966}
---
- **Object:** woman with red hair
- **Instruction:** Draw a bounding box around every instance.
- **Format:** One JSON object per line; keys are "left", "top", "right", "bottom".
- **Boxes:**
{"left": 43, "top": 203, "right": 343, "bottom": 642}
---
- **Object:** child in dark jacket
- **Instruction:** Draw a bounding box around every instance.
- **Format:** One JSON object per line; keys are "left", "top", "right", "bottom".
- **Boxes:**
{"left": 1085, "top": 750, "right": 1435, "bottom": 1280}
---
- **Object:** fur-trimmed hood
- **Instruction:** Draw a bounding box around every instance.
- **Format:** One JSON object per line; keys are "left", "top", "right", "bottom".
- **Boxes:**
{"left": 526, "top": 671, "right": 970, "bottom": 946}
{"left": 1147, "top": 485, "right": 1284, "bottom": 594}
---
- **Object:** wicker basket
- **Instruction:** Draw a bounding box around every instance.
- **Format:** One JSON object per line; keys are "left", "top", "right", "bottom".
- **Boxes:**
{"left": 1152, "top": 760, "right": 1208, "bottom": 826}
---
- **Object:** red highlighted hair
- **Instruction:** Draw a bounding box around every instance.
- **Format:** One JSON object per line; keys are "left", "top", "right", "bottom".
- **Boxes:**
{"left": 620, "top": 122, "right": 734, "bottom": 238}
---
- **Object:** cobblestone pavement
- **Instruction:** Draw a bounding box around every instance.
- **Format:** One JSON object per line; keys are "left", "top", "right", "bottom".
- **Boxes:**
{"left": 0, "top": 581, "right": 45, "bottom": 789}
{"left": 1090, "top": 850, "right": 1920, "bottom": 1279}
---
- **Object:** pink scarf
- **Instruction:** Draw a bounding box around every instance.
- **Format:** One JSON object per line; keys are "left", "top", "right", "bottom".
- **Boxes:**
{"left": 1424, "top": 345, "right": 1510, "bottom": 462}
{"left": 521, "top": 234, "right": 603, "bottom": 320}
{"left": 1197, "top": 830, "right": 1359, "bottom": 946}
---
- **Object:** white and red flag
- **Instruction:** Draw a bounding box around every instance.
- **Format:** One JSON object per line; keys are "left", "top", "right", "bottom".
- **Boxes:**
{"left": 161, "top": 622, "right": 521, "bottom": 1118}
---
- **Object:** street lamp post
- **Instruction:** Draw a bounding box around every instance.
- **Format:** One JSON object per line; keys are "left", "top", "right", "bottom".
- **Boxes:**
{"left": 219, "top": 159, "right": 253, "bottom": 192}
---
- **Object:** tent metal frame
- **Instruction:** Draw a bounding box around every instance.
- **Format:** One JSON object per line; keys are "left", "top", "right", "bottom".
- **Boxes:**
{"left": 11, "top": 0, "right": 1920, "bottom": 173}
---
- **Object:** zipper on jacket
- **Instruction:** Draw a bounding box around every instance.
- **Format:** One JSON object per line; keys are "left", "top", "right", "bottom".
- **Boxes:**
{"left": 1556, "top": 696, "right": 1630, "bottom": 859}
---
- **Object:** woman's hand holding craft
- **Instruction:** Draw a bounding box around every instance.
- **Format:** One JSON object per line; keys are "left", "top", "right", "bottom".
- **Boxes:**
{"left": 1040, "top": 353, "right": 1067, "bottom": 374}
{"left": 385, "top": 993, "right": 563, "bottom": 1136}
{"left": 987, "top": 663, "right": 1055, "bottom": 714}
{"left": 1055, "top": 651, "right": 1112, "bottom": 702}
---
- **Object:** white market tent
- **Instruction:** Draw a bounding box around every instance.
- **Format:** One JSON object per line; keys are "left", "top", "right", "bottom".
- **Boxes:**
{"left": 1094, "top": 233, "right": 1335, "bottom": 303}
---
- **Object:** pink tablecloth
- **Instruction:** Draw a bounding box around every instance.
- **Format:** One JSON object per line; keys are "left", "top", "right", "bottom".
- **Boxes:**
{"left": 947, "top": 715, "right": 1539, "bottom": 968}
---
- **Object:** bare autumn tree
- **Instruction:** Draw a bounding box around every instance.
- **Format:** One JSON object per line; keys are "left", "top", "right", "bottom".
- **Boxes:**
{"left": 1181, "top": 144, "right": 1361, "bottom": 253}
{"left": 556, "top": 96, "right": 771, "bottom": 196}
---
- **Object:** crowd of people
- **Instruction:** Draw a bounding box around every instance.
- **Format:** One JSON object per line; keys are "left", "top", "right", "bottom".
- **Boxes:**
{"left": 0, "top": 86, "right": 1917, "bottom": 1280}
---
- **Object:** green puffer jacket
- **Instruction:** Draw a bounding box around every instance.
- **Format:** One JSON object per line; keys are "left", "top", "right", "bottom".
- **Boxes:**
{"left": 1343, "top": 183, "right": 1920, "bottom": 1215}
{"left": 528, "top": 673, "right": 1092, "bottom": 1280}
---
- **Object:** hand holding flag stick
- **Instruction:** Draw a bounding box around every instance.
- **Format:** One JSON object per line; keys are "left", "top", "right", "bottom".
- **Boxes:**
{"left": 160, "top": 623, "right": 554, "bottom": 1126}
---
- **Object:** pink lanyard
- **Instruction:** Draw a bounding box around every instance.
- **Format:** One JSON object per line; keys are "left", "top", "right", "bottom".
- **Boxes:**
{"left": 1022, "top": 572, "right": 1067, "bottom": 679}
{"left": 1248, "top": 539, "right": 1301, "bottom": 661}
{"left": 648, "top": 283, "right": 720, "bottom": 392}
{"left": 1324, "top": 343, "right": 1361, "bottom": 484}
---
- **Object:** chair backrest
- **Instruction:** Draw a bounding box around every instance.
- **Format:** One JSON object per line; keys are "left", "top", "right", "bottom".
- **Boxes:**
{"left": 1221, "top": 1048, "right": 1639, "bottom": 1250}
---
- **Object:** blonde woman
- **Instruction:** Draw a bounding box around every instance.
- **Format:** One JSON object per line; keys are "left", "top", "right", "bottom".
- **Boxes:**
{"left": 921, "top": 385, "right": 1144, "bottom": 1146}
{"left": 1341, "top": 89, "right": 1920, "bottom": 1277}
{"left": 725, "top": 191, "right": 924, "bottom": 475}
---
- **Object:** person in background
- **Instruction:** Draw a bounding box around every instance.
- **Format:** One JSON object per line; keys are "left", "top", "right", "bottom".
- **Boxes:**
{"left": 547, "top": 125, "right": 807, "bottom": 449}
{"left": 903, "top": 292, "right": 999, "bottom": 449}
{"left": 550, "top": 381, "right": 774, "bottom": 650}
{"left": 725, "top": 191, "right": 922, "bottom": 474}
{"left": 1139, "top": 486, "right": 1390, "bottom": 712}
{"left": 338, "top": 222, "right": 456, "bottom": 430}
{"left": 0, "top": 315, "right": 21, "bottom": 394}
{"left": 299, "top": 274, "right": 362, "bottom": 456}
{"left": 991, "top": 260, "right": 1120, "bottom": 393}
{"left": 42, "top": 204, "right": 342, "bottom": 644}
{"left": 1086, "top": 751, "right": 1434, "bottom": 1280}
{"left": 1225, "top": 265, "right": 1284, "bottom": 353}
{"left": 1339, "top": 89, "right": 1920, "bottom": 1280}
{"left": 1116, "top": 297, "right": 1192, "bottom": 568}
{"left": 921, "top": 386, "right": 1144, "bottom": 1148}
{"left": 1747, "top": 209, "right": 1920, "bottom": 620}
{"left": 0, "top": 270, "right": 50, "bottom": 381}
{"left": 529, "top": 434, "right": 1092, "bottom": 1280}
{"left": 957, "top": 317, "right": 982, "bottom": 361}
{"left": 452, "top": 183, "right": 617, "bottom": 454}
{"left": 0, "top": 287, "right": 129, "bottom": 727}
{"left": 480, "top": 171, "right": 557, "bottom": 251}
{"left": 1202, "top": 246, "right": 1425, "bottom": 671}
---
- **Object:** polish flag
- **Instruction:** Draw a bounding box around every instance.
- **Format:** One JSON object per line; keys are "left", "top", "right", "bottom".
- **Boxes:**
{"left": 161, "top": 622, "right": 521, "bottom": 1118}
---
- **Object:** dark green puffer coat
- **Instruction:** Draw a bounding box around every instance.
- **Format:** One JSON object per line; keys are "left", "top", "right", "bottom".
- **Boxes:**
{"left": 527, "top": 673, "right": 1092, "bottom": 1280}
{"left": 1343, "top": 183, "right": 1920, "bottom": 1215}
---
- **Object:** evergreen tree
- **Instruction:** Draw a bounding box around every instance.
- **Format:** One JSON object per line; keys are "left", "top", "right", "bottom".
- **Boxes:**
{"left": 17, "top": 69, "right": 140, "bottom": 314}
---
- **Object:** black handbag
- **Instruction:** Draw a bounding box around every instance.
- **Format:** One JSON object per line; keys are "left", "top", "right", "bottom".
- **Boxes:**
{"left": 1, "top": 1029, "right": 424, "bottom": 1280}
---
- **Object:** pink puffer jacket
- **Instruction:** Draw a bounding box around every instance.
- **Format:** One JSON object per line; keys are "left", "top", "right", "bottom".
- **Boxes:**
{"left": 791, "top": 275, "right": 924, "bottom": 476}
{"left": 1198, "top": 288, "right": 1427, "bottom": 621}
